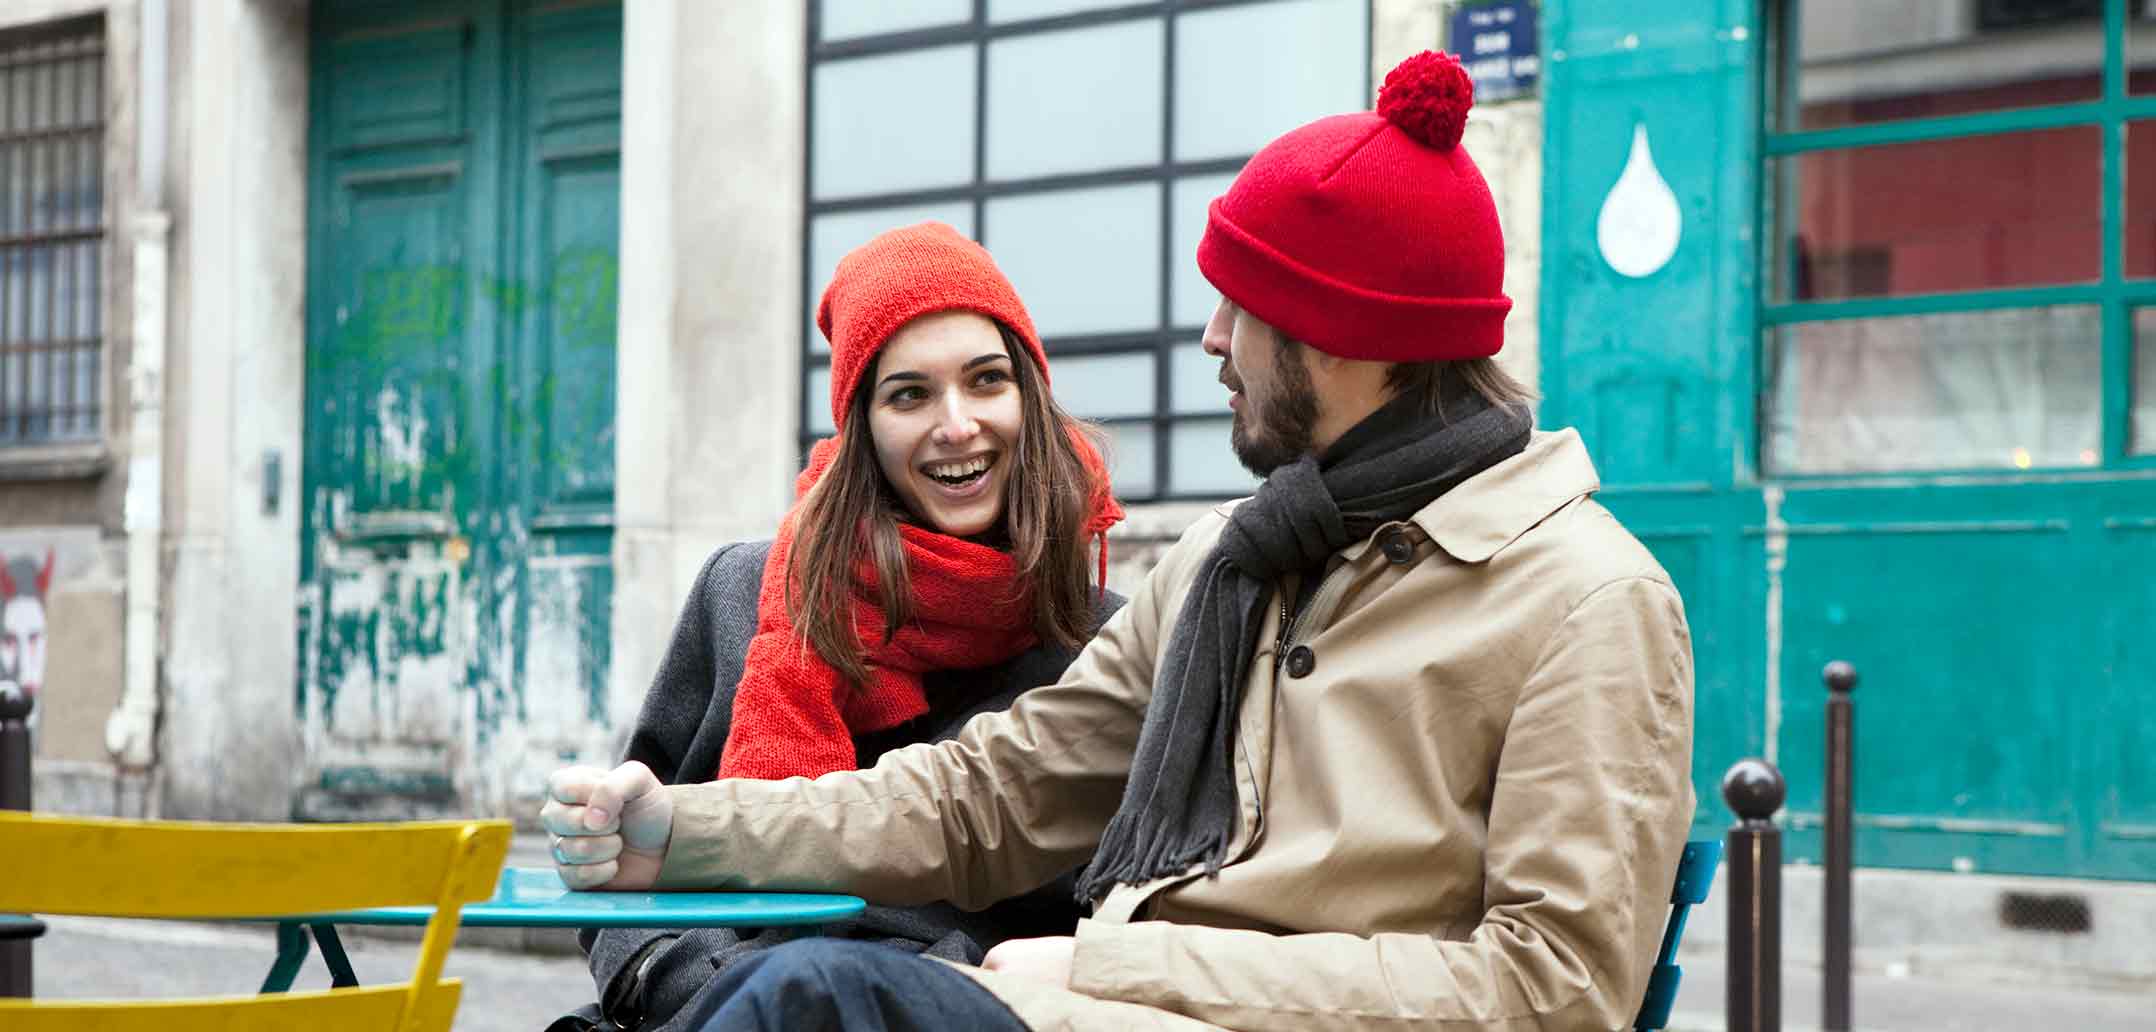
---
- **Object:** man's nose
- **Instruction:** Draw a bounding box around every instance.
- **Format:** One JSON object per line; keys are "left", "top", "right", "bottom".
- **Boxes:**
{"left": 1201, "top": 298, "right": 1233, "bottom": 359}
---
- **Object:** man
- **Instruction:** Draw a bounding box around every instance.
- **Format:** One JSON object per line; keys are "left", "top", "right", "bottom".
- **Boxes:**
{"left": 543, "top": 50, "right": 1694, "bottom": 1031}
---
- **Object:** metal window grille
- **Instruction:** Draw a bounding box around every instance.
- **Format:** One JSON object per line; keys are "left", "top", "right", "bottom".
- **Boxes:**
{"left": 0, "top": 16, "right": 104, "bottom": 446}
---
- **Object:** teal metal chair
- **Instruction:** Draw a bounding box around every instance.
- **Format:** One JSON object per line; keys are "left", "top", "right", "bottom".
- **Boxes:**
{"left": 1634, "top": 839, "right": 1724, "bottom": 1032}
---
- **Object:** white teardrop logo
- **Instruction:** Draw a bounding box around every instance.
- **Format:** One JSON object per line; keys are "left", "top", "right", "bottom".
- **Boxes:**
{"left": 1596, "top": 123, "right": 1682, "bottom": 279}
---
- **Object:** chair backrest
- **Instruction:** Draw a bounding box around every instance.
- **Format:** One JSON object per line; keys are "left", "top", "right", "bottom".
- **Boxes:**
{"left": 0, "top": 811, "right": 511, "bottom": 1032}
{"left": 1634, "top": 838, "right": 1722, "bottom": 1032}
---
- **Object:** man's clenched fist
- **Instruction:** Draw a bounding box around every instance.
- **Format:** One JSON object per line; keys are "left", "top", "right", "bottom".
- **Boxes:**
{"left": 539, "top": 760, "right": 675, "bottom": 890}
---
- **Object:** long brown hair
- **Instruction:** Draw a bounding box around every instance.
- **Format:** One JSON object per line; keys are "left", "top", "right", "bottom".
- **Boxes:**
{"left": 785, "top": 323, "right": 1109, "bottom": 688}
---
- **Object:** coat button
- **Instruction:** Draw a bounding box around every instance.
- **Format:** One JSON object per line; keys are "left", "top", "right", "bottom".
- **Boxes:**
{"left": 1380, "top": 528, "right": 1415, "bottom": 565}
{"left": 1285, "top": 645, "right": 1315, "bottom": 678}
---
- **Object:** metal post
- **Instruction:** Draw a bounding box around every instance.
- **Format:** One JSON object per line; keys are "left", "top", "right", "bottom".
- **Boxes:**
{"left": 1, "top": 683, "right": 33, "bottom": 996}
{"left": 1823, "top": 661, "right": 1858, "bottom": 1032}
{"left": 1725, "top": 757, "right": 1785, "bottom": 1032}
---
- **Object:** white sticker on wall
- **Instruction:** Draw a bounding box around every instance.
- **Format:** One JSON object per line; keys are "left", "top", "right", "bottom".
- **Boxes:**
{"left": 1596, "top": 122, "right": 1682, "bottom": 279}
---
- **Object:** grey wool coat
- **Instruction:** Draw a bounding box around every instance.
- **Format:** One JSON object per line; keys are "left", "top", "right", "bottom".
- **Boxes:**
{"left": 557, "top": 540, "right": 1125, "bottom": 1032}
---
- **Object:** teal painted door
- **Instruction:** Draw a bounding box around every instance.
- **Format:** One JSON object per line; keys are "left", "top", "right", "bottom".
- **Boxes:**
{"left": 299, "top": 0, "right": 621, "bottom": 818}
{"left": 1541, "top": 0, "right": 2156, "bottom": 881}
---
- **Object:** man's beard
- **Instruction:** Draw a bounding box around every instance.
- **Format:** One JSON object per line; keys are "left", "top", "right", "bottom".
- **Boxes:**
{"left": 1228, "top": 340, "right": 1320, "bottom": 477}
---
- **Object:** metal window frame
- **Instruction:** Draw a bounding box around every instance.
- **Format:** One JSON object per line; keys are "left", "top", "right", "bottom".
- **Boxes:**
{"left": 0, "top": 12, "right": 107, "bottom": 453}
{"left": 1758, "top": 0, "right": 2156, "bottom": 479}
{"left": 800, "top": 0, "right": 1373, "bottom": 501}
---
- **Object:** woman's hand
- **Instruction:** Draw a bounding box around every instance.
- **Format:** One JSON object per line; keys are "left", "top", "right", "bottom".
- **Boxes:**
{"left": 981, "top": 936, "right": 1076, "bottom": 987}
{"left": 539, "top": 761, "right": 675, "bottom": 890}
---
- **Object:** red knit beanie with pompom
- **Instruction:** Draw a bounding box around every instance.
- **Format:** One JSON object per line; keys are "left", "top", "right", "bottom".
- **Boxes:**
{"left": 1197, "top": 50, "right": 1510, "bottom": 361}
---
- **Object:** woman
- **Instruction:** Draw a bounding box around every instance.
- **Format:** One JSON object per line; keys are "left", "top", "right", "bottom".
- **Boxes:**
{"left": 555, "top": 222, "right": 1125, "bottom": 1032}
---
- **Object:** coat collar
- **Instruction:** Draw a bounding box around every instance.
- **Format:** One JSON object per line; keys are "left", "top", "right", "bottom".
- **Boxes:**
{"left": 1409, "top": 428, "right": 1601, "bottom": 563}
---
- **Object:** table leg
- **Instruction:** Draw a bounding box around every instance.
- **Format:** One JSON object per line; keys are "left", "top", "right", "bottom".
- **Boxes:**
{"left": 261, "top": 922, "right": 311, "bottom": 993}
{"left": 310, "top": 923, "right": 360, "bottom": 988}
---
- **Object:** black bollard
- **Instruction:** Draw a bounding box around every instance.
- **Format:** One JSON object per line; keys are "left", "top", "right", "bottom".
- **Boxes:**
{"left": 1823, "top": 661, "right": 1857, "bottom": 1032}
{"left": 1725, "top": 757, "right": 1785, "bottom": 1032}
{"left": 1, "top": 683, "right": 32, "bottom": 997}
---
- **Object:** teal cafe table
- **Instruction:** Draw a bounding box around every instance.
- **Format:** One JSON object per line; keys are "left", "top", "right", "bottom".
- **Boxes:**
{"left": 256, "top": 867, "right": 867, "bottom": 992}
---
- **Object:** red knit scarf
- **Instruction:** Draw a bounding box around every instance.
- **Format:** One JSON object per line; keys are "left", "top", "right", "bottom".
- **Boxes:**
{"left": 718, "top": 434, "right": 1123, "bottom": 780}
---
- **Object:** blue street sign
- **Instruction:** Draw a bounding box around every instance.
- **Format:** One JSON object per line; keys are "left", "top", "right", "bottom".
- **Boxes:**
{"left": 1448, "top": 0, "right": 1540, "bottom": 103}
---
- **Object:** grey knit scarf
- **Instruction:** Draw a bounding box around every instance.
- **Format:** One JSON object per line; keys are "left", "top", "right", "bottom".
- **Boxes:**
{"left": 1076, "top": 384, "right": 1533, "bottom": 904}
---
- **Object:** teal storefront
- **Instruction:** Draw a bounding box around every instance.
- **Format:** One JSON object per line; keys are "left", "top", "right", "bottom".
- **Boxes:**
{"left": 1539, "top": 0, "right": 2156, "bottom": 880}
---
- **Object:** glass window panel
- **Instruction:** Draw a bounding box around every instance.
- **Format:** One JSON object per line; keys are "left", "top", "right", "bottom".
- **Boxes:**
{"left": 2136, "top": 308, "right": 2156, "bottom": 454}
{"left": 1772, "top": 126, "right": 2101, "bottom": 302}
{"left": 2137, "top": 11, "right": 2156, "bottom": 95}
{"left": 806, "top": 366, "right": 836, "bottom": 435}
{"left": 1171, "top": 418, "right": 1260, "bottom": 496}
{"left": 1103, "top": 422, "right": 1156, "bottom": 496}
{"left": 1174, "top": 0, "right": 1367, "bottom": 162}
{"left": 2131, "top": 121, "right": 2156, "bottom": 280}
{"left": 984, "top": 183, "right": 1161, "bottom": 336}
{"left": 1784, "top": 0, "right": 2102, "bottom": 132}
{"left": 1048, "top": 351, "right": 1155, "bottom": 419}
{"left": 988, "top": 0, "right": 1137, "bottom": 24}
{"left": 1171, "top": 340, "right": 1229, "bottom": 414}
{"left": 820, "top": 0, "right": 971, "bottom": 42}
{"left": 986, "top": 21, "right": 1163, "bottom": 180}
{"left": 1171, "top": 174, "right": 1234, "bottom": 328}
{"left": 1764, "top": 305, "right": 2101, "bottom": 474}
{"left": 812, "top": 46, "right": 976, "bottom": 201}
{"left": 807, "top": 204, "right": 978, "bottom": 350}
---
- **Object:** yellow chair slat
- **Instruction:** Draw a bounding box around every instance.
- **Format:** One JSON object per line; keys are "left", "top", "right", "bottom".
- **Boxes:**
{"left": 3, "top": 810, "right": 509, "bottom": 1030}
{"left": 0, "top": 811, "right": 511, "bottom": 917}
{"left": 0, "top": 981, "right": 461, "bottom": 1032}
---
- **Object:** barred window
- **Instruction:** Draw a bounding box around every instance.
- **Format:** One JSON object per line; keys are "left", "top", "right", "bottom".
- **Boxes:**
{"left": 0, "top": 16, "right": 104, "bottom": 447}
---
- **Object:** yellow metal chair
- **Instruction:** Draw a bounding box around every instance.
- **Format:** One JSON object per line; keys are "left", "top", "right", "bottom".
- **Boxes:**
{"left": 0, "top": 810, "right": 511, "bottom": 1032}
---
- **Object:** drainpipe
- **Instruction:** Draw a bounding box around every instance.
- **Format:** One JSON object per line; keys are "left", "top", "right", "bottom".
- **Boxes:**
{"left": 106, "top": 0, "right": 170, "bottom": 806}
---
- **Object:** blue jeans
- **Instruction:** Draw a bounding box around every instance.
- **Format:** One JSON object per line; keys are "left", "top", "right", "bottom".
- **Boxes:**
{"left": 683, "top": 938, "right": 1031, "bottom": 1032}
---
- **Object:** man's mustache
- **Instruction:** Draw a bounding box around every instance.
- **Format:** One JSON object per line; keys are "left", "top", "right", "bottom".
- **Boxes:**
{"left": 1218, "top": 363, "right": 1242, "bottom": 394}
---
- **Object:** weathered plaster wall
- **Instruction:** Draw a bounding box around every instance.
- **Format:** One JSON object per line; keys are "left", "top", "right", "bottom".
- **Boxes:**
{"left": 610, "top": 0, "right": 804, "bottom": 755}
{"left": 157, "top": 0, "right": 308, "bottom": 820}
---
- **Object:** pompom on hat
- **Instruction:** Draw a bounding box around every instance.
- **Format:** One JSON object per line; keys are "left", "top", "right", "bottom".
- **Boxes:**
{"left": 1197, "top": 50, "right": 1511, "bottom": 362}
{"left": 816, "top": 221, "right": 1051, "bottom": 430}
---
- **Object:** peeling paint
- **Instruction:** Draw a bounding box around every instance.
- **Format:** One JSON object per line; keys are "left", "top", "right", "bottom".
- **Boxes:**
{"left": 1762, "top": 484, "right": 1786, "bottom": 765}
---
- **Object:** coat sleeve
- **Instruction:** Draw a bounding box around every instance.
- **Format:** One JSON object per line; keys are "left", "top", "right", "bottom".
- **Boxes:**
{"left": 619, "top": 544, "right": 745, "bottom": 783}
{"left": 651, "top": 523, "right": 1204, "bottom": 910}
{"left": 1066, "top": 576, "right": 1696, "bottom": 1031}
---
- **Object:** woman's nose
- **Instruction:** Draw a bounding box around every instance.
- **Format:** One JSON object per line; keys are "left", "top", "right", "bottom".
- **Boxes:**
{"left": 932, "top": 393, "right": 981, "bottom": 445}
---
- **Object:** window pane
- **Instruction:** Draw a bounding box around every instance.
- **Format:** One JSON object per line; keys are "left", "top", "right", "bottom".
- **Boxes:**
{"left": 806, "top": 366, "right": 836, "bottom": 435}
{"left": 1171, "top": 418, "right": 1260, "bottom": 496}
{"left": 1174, "top": 0, "right": 1366, "bottom": 162}
{"left": 988, "top": 0, "right": 1135, "bottom": 24}
{"left": 1784, "top": 0, "right": 2102, "bottom": 132}
{"left": 1773, "top": 126, "right": 2100, "bottom": 302}
{"left": 2136, "top": 308, "right": 2156, "bottom": 454}
{"left": 808, "top": 204, "right": 977, "bottom": 350}
{"left": 1103, "top": 422, "right": 1156, "bottom": 496}
{"left": 1171, "top": 174, "right": 1234, "bottom": 328}
{"left": 1049, "top": 351, "right": 1155, "bottom": 419}
{"left": 1764, "top": 306, "right": 2101, "bottom": 474}
{"left": 1171, "top": 340, "right": 1228, "bottom": 414}
{"left": 2131, "top": 121, "right": 2156, "bottom": 280}
{"left": 983, "top": 183, "right": 1161, "bottom": 336}
{"left": 813, "top": 46, "right": 976, "bottom": 200}
{"left": 986, "top": 21, "right": 1163, "bottom": 180}
{"left": 820, "top": 0, "right": 971, "bottom": 42}
{"left": 2130, "top": 7, "right": 2155, "bottom": 96}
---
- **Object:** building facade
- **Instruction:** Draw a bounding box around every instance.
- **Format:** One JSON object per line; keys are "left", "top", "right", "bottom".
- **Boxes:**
{"left": 1, "top": 0, "right": 2148, "bottom": 932}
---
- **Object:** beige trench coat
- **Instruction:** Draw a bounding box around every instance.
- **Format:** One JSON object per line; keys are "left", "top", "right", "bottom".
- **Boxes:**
{"left": 655, "top": 429, "right": 1696, "bottom": 1031}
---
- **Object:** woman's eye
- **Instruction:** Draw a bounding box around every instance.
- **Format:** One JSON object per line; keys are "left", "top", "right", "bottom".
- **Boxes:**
{"left": 973, "top": 368, "right": 1012, "bottom": 388}
{"left": 885, "top": 386, "right": 927, "bottom": 406}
